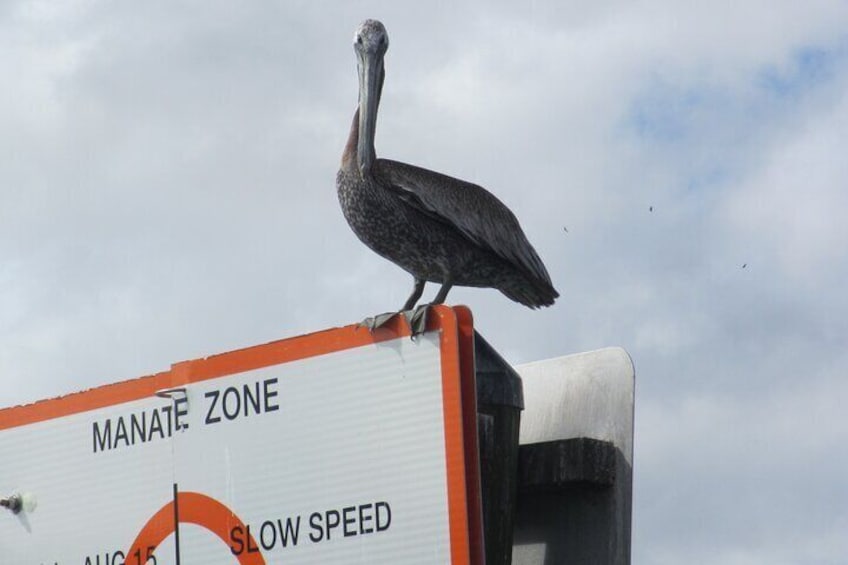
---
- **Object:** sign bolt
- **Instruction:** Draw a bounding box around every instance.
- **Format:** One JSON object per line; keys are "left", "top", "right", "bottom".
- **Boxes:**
{"left": 1, "top": 492, "right": 37, "bottom": 514}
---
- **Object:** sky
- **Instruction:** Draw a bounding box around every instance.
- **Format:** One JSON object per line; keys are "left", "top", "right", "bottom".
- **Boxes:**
{"left": 2, "top": 1, "right": 847, "bottom": 563}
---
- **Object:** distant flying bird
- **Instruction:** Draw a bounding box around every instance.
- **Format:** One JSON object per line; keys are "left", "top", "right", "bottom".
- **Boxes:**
{"left": 742, "top": 263, "right": 747, "bottom": 269}
{"left": 337, "top": 20, "right": 558, "bottom": 325}
{"left": 649, "top": 206, "right": 653, "bottom": 212}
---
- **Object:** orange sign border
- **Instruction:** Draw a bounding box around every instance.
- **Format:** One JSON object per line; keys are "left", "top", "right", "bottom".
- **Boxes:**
{"left": 0, "top": 306, "right": 482, "bottom": 564}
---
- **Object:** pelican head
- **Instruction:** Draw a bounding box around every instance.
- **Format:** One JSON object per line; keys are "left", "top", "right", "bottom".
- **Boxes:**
{"left": 353, "top": 19, "right": 389, "bottom": 178}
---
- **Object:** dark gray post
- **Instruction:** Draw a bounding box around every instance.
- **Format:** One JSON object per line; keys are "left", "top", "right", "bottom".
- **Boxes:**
{"left": 474, "top": 331, "right": 524, "bottom": 565}
{"left": 512, "top": 347, "right": 635, "bottom": 565}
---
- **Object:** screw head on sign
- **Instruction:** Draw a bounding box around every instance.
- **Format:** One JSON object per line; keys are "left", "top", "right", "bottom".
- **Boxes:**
{"left": 1, "top": 492, "right": 37, "bottom": 514}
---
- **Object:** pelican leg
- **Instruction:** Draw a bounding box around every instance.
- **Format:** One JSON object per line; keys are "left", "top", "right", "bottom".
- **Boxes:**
{"left": 431, "top": 281, "right": 453, "bottom": 304}
{"left": 404, "top": 280, "right": 454, "bottom": 338}
{"left": 402, "top": 278, "right": 426, "bottom": 311}
{"left": 361, "top": 278, "right": 427, "bottom": 333}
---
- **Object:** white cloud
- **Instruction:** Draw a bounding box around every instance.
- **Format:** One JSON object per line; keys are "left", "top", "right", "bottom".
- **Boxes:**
{"left": 1, "top": 2, "right": 848, "bottom": 562}
{"left": 725, "top": 82, "right": 848, "bottom": 284}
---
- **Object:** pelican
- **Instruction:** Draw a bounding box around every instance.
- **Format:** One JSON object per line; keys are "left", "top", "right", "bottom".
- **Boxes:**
{"left": 337, "top": 20, "right": 558, "bottom": 328}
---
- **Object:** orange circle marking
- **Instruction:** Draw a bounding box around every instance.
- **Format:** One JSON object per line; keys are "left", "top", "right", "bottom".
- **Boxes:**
{"left": 126, "top": 491, "right": 266, "bottom": 564}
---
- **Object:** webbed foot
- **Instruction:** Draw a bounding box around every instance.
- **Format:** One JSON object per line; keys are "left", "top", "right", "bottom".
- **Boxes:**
{"left": 360, "top": 305, "right": 432, "bottom": 339}
{"left": 403, "top": 304, "right": 430, "bottom": 338}
{"left": 359, "top": 311, "right": 400, "bottom": 332}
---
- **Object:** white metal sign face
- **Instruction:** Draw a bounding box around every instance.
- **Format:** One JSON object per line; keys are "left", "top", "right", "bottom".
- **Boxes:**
{"left": 0, "top": 309, "right": 478, "bottom": 564}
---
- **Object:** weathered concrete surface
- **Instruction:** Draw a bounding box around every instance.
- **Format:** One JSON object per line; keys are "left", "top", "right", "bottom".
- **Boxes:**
{"left": 518, "top": 437, "right": 617, "bottom": 491}
{"left": 512, "top": 347, "right": 635, "bottom": 565}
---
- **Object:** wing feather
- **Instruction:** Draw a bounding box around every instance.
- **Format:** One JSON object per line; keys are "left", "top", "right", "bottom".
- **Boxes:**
{"left": 374, "top": 159, "right": 554, "bottom": 287}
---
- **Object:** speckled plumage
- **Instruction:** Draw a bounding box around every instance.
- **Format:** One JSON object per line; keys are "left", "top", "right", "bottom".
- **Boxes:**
{"left": 337, "top": 20, "right": 558, "bottom": 310}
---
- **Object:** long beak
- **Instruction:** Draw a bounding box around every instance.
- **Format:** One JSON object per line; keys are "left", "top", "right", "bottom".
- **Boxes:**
{"left": 356, "top": 50, "right": 383, "bottom": 177}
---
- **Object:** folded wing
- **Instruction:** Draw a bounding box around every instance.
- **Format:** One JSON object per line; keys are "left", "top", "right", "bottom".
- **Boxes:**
{"left": 374, "top": 159, "right": 555, "bottom": 289}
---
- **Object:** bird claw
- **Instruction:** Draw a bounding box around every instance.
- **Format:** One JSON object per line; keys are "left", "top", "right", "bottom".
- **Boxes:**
{"left": 359, "top": 305, "right": 430, "bottom": 339}
{"left": 359, "top": 311, "right": 399, "bottom": 332}
{"left": 403, "top": 304, "right": 430, "bottom": 339}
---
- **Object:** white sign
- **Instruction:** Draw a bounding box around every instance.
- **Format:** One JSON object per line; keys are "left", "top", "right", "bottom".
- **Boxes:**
{"left": 0, "top": 307, "right": 480, "bottom": 564}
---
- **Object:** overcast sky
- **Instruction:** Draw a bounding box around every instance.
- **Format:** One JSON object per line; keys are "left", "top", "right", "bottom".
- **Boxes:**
{"left": 2, "top": 1, "right": 847, "bottom": 563}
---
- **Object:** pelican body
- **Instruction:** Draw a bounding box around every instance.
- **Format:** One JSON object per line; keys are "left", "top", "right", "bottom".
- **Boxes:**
{"left": 337, "top": 20, "right": 558, "bottom": 311}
